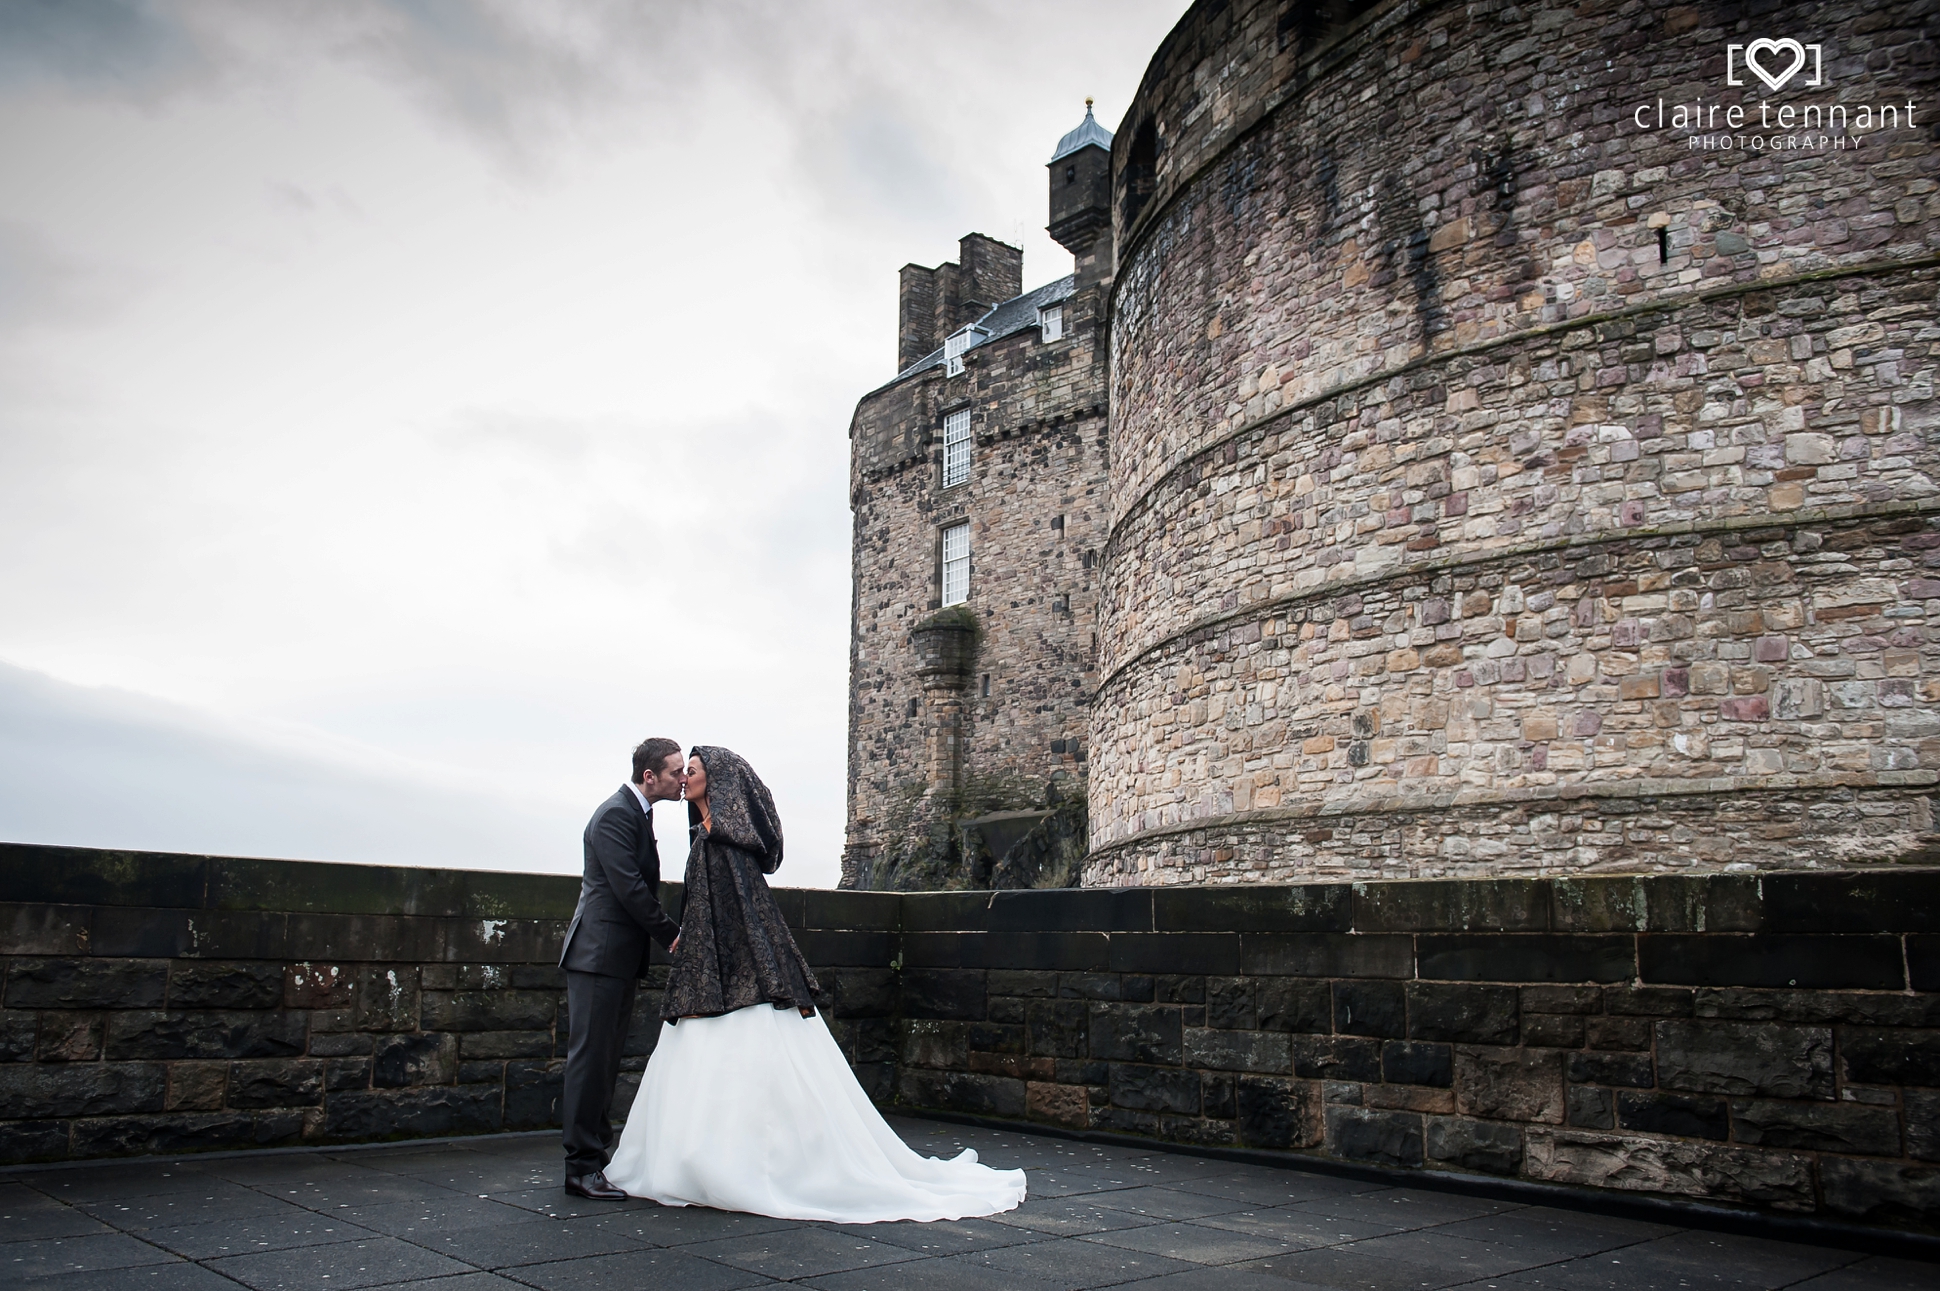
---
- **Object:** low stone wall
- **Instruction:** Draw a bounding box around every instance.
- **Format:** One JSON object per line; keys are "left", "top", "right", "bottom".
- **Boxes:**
{"left": 0, "top": 844, "right": 898, "bottom": 1163}
{"left": 3, "top": 844, "right": 1934, "bottom": 1233}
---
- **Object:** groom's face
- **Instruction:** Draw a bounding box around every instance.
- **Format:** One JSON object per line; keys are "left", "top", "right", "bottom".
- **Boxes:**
{"left": 640, "top": 753, "right": 686, "bottom": 804}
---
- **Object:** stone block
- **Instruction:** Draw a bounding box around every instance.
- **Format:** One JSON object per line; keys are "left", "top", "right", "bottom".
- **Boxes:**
{"left": 1521, "top": 985, "right": 1600, "bottom": 1014}
{"left": 1696, "top": 990, "right": 1940, "bottom": 1027}
{"left": 0, "top": 1010, "right": 35, "bottom": 1062}
{"left": 1616, "top": 1090, "right": 1728, "bottom": 1140}
{"left": 901, "top": 969, "right": 986, "bottom": 1021}
{"left": 966, "top": 1020, "right": 1025, "bottom": 1055}
{"left": 1058, "top": 972, "right": 1122, "bottom": 1000}
{"left": 1381, "top": 1040, "right": 1453, "bottom": 1087}
{"left": 1910, "top": 937, "right": 1940, "bottom": 993}
{"left": 1425, "top": 1117, "right": 1522, "bottom": 1176}
{"left": 0, "top": 1119, "right": 69, "bottom": 1163}
{"left": 1352, "top": 880, "right": 1547, "bottom": 932}
{"left": 897, "top": 892, "right": 990, "bottom": 933}
{"left": 1326, "top": 1106, "right": 1423, "bottom": 1166}
{"left": 1292, "top": 1034, "right": 1382, "bottom": 1082}
{"left": 829, "top": 969, "right": 897, "bottom": 1018}
{"left": 228, "top": 1059, "right": 324, "bottom": 1108}
{"left": 324, "top": 1058, "right": 370, "bottom": 1091}
{"left": 0, "top": 903, "right": 89, "bottom": 956}
{"left": 351, "top": 966, "right": 422, "bottom": 1032}
{"left": 1184, "top": 1027, "right": 1290, "bottom": 1073}
{"left": 1655, "top": 1020, "right": 1832, "bottom": 1098}
{"left": 36, "top": 1014, "right": 101, "bottom": 1062}
{"left": 171, "top": 962, "right": 283, "bottom": 1010}
{"left": 793, "top": 930, "right": 894, "bottom": 967}
{"left": 1109, "top": 1062, "right": 1200, "bottom": 1114}
{"left": 1236, "top": 1075, "right": 1319, "bottom": 1149}
{"left": 165, "top": 1063, "right": 226, "bottom": 1110}
{"left": 1730, "top": 1099, "right": 1900, "bottom": 1155}
{"left": 1092, "top": 1106, "right": 1159, "bottom": 1135}
{"left": 1455, "top": 1047, "right": 1564, "bottom": 1124}
{"left": 1202, "top": 1072, "right": 1235, "bottom": 1119}
{"left": 802, "top": 888, "right": 900, "bottom": 932}
{"left": 1585, "top": 1016, "right": 1651, "bottom": 1050}
{"left": 1109, "top": 933, "right": 1238, "bottom": 975}
{"left": 372, "top": 1033, "right": 456, "bottom": 1088}
{"left": 1521, "top": 1014, "right": 1586, "bottom": 1048}
{"left": 1567, "top": 1086, "right": 1614, "bottom": 1129}
{"left": 897, "top": 1068, "right": 1026, "bottom": 1118}
{"left": 5, "top": 959, "right": 166, "bottom": 1010}
{"left": 105, "top": 1010, "right": 306, "bottom": 1061}
{"left": 1407, "top": 983, "right": 1519, "bottom": 1044}
{"left": 420, "top": 990, "right": 555, "bottom": 1032}
{"left": 510, "top": 965, "right": 567, "bottom": 991}
{"left": 1567, "top": 1051, "right": 1654, "bottom": 1088}
{"left": 1908, "top": 1090, "right": 1940, "bottom": 1163}
{"left": 456, "top": 1060, "right": 500, "bottom": 1085}
{"left": 457, "top": 1031, "right": 553, "bottom": 1059}
{"left": 1153, "top": 885, "right": 1348, "bottom": 933}
{"left": 1840, "top": 1027, "right": 1940, "bottom": 1087}
{"left": 70, "top": 1113, "right": 257, "bottom": 1158}
{"left": 323, "top": 1086, "right": 503, "bottom": 1139}
{"left": 1239, "top": 933, "right": 1413, "bottom": 978}
{"left": 990, "top": 888, "right": 1153, "bottom": 933}
{"left": 1603, "top": 986, "right": 1693, "bottom": 1016}
{"left": 1205, "top": 978, "right": 1254, "bottom": 1029}
{"left": 1557, "top": 876, "right": 1764, "bottom": 935}
{"left": 1525, "top": 1130, "right": 1814, "bottom": 1208}
{"left": 1818, "top": 1159, "right": 1940, "bottom": 1227}
{"left": 1256, "top": 980, "right": 1331, "bottom": 1033}
{"left": 1417, "top": 935, "right": 1634, "bottom": 983}
{"left": 1334, "top": 980, "right": 1406, "bottom": 1038}
{"left": 1156, "top": 975, "right": 1205, "bottom": 1004}
{"left": 0, "top": 1062, "right": 166, "bottom": 1118}
{"left": 309, "top": 1033, "right": 374, "bottom": 1057}
{"left": 1026, "top": 1000, "right": 1087, "bottom": 1058}
{"left": 987, "top": 997, "right": 1026, "bottom": 1025}
{"left": 1088, "top": 1003, "right": 1182, "bottom": 1065}
{"left": 988, "top": 970, "right": 1058, "bottom": 998}
{"left": 1639, "top": 935, "right": 1904, "bottom": 990}
{"left": 1026, "top": 1081, "right": 1088, "bottom": 1127}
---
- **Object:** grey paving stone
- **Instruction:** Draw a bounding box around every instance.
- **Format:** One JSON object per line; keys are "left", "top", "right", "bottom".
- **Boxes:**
{"left": 0, "top": 1182, "right": 113, "bottom": 1240}
{"left": 1788, "top": 1256, "right": 1940, "bottom": 1290}
{"left": 27, "top": 1163, "right": 212, "bottom": 1203}
{"left": 1086, "top": 1183, "right": 1255, "bottom": 1220}
{"left": 201, "top": 1156, "right": 393, "bottom": 1187}
{"left": 1433, "top": 1206, "right": 1676, "bottom": 1255}
{"left": 408, "top": 1213, "right": 657, "bottom": 1267}
{"left": 14, "top": 1261, "right": 245, "bottom": 1291}
{"left": 257, "top": 1167, "right": 450, "bottom": 1210}
{"left": 1494, "top": 1231, "right": 1866, "bottom": 1290}
{"left": 1237, "top": 1245, "right": 1479, "bottom": 1289}
{"left": 331, "top": 1192, "right": 540, "bottom": 1237}
{"left": 1170, "top": 1168, "right": 1384, "bottom": 1208}
{"left": 0, "top": 1232, "right": 177, "bottom": 1281}
{"left": 804, "top": 1255, "right": 1045, "bottom": 1291}
{"left": 1291, "top": 1185, "right": 1516, "bottom": 1230}
{"left": 986, "top": 1195, "right": 1167, "bottom": 1237}
{"left": 379, "top": 1276, "right": 534, "bottom": 1291}
{"left": 683, "top": 1225, "right": 927, "bottom": 1279}
{"left": 483, "top": 1186, "right": 665, "bottom": 1219}
{"left": 602, "top": 1203, "right": 798, "bottom": 1245}
{"left": 819, "top": 1216, "right": 1042, "bottom": 1256}
{"left": 1082, "top": 1219, "right": 1309, "bottom": 1264}
{"left": 76, "top": 1182, "right": 311, "bottom": 1230}
{"left": 514, "top": 1247, "right": 778, "bottom": 1290}
{"left": 1196, "top": 1206, "right": 1400, "bottom": 1248}
{"left": 138, "top": 1213, "right": 378, "bottom": 1259}
{"left": 1126, "top": 1267, "right": 1329, "bottom": 1291}
{"left": 955, "top": 1235, "right": 1201, "bottom": 1286}
{"left": 1335, "top": 1228, "right": 1551, "bottom": 1277}
{"left": 205, "top": 1234, "right": 473, "bottom": 1289}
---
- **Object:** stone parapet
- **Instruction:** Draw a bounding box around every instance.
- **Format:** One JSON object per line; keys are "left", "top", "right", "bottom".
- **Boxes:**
{"left": 3, "top": 845, "right": 1935, "bottom": 1235}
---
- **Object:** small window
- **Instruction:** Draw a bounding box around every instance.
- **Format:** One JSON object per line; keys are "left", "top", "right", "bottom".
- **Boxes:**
{"left": 1039, "top": 305, "right": 1064, "bottom": 343}
{"left": 944, "top": 326, "right": 981, "bottom": 377}
{"left": 942, "top": 409, "right": 971, "bottom": 488}
{"left": 941, "top": 522, "right": 970, "bottom": 607}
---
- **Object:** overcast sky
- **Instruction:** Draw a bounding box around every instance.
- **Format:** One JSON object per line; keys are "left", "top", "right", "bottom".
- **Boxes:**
{"left": 0, "top": 0, "right": 1189, "bottom": 887}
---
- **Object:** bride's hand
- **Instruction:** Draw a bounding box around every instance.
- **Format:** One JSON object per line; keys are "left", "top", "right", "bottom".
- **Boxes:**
{"left": 669, "top": 935, "right": 680, "bottom": 955}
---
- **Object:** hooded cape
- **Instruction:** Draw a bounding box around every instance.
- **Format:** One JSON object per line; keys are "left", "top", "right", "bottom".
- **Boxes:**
{"left": 661, "top": 746, "right": 820, "bottom": 1021}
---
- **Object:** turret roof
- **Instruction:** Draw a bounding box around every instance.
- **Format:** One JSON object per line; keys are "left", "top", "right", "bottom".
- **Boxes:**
{"left": 1049, "top": 101, "right": 1113, "bottom": 163}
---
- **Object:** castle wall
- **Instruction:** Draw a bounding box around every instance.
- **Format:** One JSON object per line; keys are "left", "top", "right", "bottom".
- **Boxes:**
{"left": 845, "top": 286, "right": 1110, "bottom": 888}
{"left": 1090, "top": 0, "right": 1940, "bottom": 884}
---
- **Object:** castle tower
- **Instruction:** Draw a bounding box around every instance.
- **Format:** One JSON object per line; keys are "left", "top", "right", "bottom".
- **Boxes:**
{"left": 841, "top": 107, "right": 1114, "bottom": 890}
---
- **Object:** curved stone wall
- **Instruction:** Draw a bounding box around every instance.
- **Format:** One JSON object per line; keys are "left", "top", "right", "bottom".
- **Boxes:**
{"left": 1090, "top": 0, "right": 1940, "bottom": 882}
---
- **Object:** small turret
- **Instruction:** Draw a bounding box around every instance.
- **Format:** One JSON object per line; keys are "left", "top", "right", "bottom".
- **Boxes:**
{"left": 1047, "top": 99, "right": 1114, "bottom": 288}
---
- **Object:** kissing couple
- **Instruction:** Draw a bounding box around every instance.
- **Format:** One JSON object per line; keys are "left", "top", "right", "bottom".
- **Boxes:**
{"left": 557, "top": 738, "right": 1026, "bottom": 1222}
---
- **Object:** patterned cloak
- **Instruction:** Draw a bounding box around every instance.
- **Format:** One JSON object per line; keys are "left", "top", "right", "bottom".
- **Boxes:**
{"left": 660, "top": 746, "right": 820, "bottom": 1021}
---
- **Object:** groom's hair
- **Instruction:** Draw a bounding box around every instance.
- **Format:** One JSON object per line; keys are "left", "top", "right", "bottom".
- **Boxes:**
{"left": 632, "top": 737, "right": 683, "bottom": 784}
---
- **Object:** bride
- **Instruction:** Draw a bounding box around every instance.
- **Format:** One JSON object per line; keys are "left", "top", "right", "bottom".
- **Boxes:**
{"left": 603, "top": 745, "right": 1026, "bottom": 1222}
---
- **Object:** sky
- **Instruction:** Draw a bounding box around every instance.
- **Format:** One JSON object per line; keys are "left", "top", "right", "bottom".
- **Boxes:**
{"left": 0, "top": 0, "right": 1191, "bottom": 887}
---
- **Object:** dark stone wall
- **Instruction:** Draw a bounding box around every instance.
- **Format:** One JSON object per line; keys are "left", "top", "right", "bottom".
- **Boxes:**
{"left": 4, "top": 844, "right": 1936, "bottom": 1233}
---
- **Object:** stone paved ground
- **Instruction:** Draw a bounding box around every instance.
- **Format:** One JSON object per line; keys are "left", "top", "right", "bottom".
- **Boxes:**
{"left": 2, "top": 1118, "right": 1932, "bottom": 1291}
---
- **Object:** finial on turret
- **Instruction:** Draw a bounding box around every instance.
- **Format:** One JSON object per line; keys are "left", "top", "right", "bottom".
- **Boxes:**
{"left": 1085, "top": 97, "right": 1094, "bottom": 112}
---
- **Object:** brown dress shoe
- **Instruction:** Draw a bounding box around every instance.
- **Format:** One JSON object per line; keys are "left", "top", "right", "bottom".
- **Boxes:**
{"left": 564, "top": 1170, "right": 626, "bottom": 1200}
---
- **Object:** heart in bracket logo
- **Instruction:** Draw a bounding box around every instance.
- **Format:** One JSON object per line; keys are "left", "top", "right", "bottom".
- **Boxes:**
{"left": 1743, "top": 38, "right": 1809, "bottom": 90}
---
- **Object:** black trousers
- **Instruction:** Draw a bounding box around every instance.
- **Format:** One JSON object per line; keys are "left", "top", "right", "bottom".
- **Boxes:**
{"left": 562, "top": 970, "right": 639, "bottom": 1177}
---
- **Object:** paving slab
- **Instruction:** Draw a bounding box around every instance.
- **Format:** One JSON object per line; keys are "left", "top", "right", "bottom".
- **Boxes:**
{"left": 0, "top": 1114, "right": 1928, "bottom": 1291}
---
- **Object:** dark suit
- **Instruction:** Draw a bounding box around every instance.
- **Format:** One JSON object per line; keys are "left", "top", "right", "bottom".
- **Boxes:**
{"left": 560, "top": 784, "right": 680, "bottom": 1178}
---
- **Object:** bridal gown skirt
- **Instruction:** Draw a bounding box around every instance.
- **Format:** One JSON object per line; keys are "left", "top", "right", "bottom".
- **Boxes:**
{"left": 603, "top": 1004, "right": 1027, "bottom": 1222}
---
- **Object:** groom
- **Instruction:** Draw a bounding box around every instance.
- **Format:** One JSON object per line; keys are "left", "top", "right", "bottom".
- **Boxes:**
{"left": 558, "top": 736, "right": 685, "bottom": 1199}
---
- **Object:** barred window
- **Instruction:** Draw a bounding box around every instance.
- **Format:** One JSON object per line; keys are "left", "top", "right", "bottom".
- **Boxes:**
{"left": 941, "top": 522, "right": 970, "bottom": 607}
{"left": 942, "top": 409, "right": 971, "bottom": 488}
{"left": 1039, "top": 304, "right": 1064, "bottom": 342}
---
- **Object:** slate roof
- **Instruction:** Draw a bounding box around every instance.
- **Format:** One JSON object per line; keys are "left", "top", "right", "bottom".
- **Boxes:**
{"left": 881, "top": 274, "right": 1078, "bottom": 390}
{"left": 1050, "top": 103, "right": 1114, "bottom": 162}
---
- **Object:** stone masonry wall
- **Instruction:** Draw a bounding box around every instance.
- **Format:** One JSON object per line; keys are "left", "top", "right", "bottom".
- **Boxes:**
{"left": 3, "top": 844, "right": 1936, "bottom": 1234}
{"left": 0, "top": 844, "right": 898, "bottom": 1163}
{"left": 846, "top": 282, "right": 1111, "bottom": 887}
{"left": 1091, "top": 0, "right": 1940, "bottom": 880}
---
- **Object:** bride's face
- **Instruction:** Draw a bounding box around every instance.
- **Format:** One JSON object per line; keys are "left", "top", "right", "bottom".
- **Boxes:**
{"left": 685, "top": 755, "right": 707, "bottom": 802}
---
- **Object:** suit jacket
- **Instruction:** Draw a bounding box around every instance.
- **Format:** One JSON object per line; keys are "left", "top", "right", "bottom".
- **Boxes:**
{"left": 559, "top": 785, "right": 682, "bottom": 978}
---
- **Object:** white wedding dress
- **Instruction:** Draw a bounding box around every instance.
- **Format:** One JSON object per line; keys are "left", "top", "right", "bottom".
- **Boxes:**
{"left": 603, "top": 1002, "right": 1027, "bottom": 1222}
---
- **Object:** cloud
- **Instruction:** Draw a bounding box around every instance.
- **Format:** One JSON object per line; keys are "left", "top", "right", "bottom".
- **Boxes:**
{"left": 0, "top": 658, "right": 583, "bottom": 872}
{"left": 0, "top": 0, "right": 213, "bottom": 96}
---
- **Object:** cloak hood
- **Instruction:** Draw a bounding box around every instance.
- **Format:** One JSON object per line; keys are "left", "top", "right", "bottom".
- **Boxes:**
{"left": 688, "top": 745, "right": 784, "bottom": 874}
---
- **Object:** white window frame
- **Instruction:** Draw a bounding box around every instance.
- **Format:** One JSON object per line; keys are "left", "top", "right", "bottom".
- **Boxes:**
{"left": 1039, "top": 304, "right": 1064, "bottom": 343}
{"left": 943, "top": 325, "right": 983, "bottom": 377}
{"left": 941, "top": 522, "right": 970, "bottom": 607}
{"left": 942, "top": 409, "right": 971, "bottom": 488}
